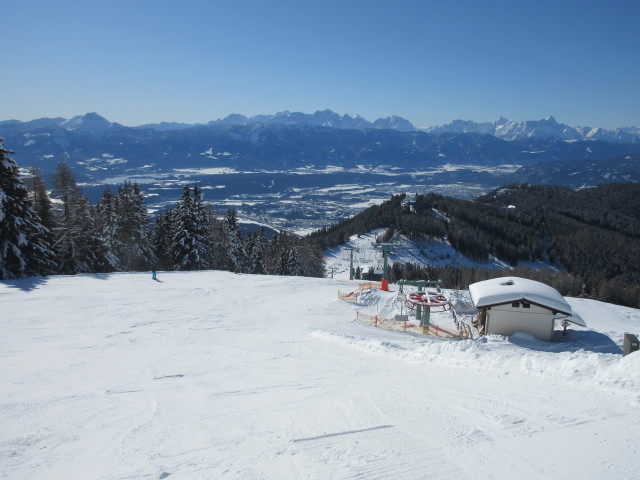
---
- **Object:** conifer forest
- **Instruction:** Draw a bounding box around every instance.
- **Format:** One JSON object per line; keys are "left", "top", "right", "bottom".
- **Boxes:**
{"left": 0, "top": 140, "right": 324, "bottom": 281}
{"left": 310, "top": 187, "right": 640, "bottom": 308}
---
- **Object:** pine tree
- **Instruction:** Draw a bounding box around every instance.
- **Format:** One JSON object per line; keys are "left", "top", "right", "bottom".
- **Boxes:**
{"left": 76, "top": 197, "right": 113, "bottom": 273}
{"left": 246, "top": 228, "right": 268, "bottom": 274}
{"left": 152, "top": 209, "right": 175, "bottom": 270}
{"left": 26, "top": 165, "right": 54, "bottom": 232}
{"left": 210, "top": 215, "right": 228, "bottom": 270}
{"left": 170, "top": 185, "right": 212, "bottom": 271}
{"left": 244, "top": 232, "right": 255, "bottom": 270}
{"left": 96, "top": 186, "right": 120, "bottom": 271}
{"left": 272, "top": 230, "right": 301, "bottom": 276}
{"left": 287, "top": 240, "right": 302, "bottom": 276}
{"left": 298, "top": 237, "right": 325, "bottom": 277}
{"left": 53, "top": 160, "right": 114, "bottom": 275}
{"left": 130, "top": 183, "right": 156, "bottom": 269}
{"left": 24, "top": 164, "right": 57, "bottom": 269}
{"left": 58, "top": 195, "right": 105, "bottom": 274}
{"left": 51, "top": 161, "right": 111, "bottom": 274}
{"left": 203, "top": 204, "right": 222, "bottom": 269}
{"left": 222, "top": 209, "right": 246, "bottom": 273}
{"left": 0, "top": 140, "right": 57, "bottom": 279}
{"left": 115, "top": 181, "right": 155, "bottom": 271}
{"left": 51, "top": 160, "right": 82, "bottom": 274}
{"left": 266, "top": 230, "right": 282, "bottom": 274}
{"left": 191, "top": 185, "right": 213, "bottom": 269}
{"left": 274, "top": 232, "right": 290, "bottom": 275}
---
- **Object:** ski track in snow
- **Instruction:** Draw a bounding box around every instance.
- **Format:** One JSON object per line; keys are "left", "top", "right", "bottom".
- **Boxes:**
{"left": 1, "top": 271, "right": 639, "bottom": 479}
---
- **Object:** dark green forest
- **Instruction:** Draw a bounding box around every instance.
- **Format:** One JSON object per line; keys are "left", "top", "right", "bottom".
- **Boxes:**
{"left": 310, "top": 183, "right": 640, "bottom": 308}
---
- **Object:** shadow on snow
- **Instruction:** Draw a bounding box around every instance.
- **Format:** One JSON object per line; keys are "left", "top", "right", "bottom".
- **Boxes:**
{"left": 2, "top": 273, "right": 120, "bottom": 292}
{"left": 2, "top": 276, "right": 50, "bottom": 292}
{"left": 507, "top": 328, "right": 622, "bottom": 355}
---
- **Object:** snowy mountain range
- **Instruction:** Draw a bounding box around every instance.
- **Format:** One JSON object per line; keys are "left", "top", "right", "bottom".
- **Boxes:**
{"left": 425, "top": 115, "right": 640, "bottom": 143}
{"left": 2, "top": 111, "right": 640, "bottom": 232}
{"left": 2, "top": 110, "right": 639, "bottom": 142}
{"left": 201, "top": 110, "right": 418, "bottom": 132}
{"left": 3, "top": 112, "right": 640, "bottom": 176}
{"left": 0, "top": 111, "right": 418, "bottom": 135}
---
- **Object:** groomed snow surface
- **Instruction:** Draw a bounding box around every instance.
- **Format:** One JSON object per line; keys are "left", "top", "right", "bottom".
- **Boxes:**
{"left": 1, "top": 271, "right": 639, "bottom": 480}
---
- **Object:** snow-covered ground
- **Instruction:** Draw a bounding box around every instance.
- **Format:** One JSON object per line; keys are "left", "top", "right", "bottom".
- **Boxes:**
{"left": 1, "top": 271, "right": 639, "bottom": 479}
{"left": 325, "top": 229, "right": 512, "bottom": 280}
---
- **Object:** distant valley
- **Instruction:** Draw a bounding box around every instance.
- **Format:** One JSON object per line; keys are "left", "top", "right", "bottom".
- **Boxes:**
{"left": 1, "top": 111, "right": 639, "bottom": 232}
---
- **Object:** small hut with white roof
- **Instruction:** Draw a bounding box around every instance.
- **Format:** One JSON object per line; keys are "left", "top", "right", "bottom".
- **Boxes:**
{"left": 469, "top": 277, "right": 585, "bottom": 342}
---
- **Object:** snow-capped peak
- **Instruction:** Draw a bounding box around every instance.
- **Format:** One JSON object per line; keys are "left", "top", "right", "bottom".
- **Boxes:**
{"left": 60, "top": 112, "right": 113, "bottom": 136}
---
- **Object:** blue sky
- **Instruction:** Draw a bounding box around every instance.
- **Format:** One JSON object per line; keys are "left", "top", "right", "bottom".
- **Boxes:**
{"left": 3, "top": 0, "right": 639, "bottom": 129}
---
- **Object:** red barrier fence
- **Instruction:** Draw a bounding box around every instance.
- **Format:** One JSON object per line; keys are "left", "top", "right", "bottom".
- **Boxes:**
{"left": 355, "top": 311, "right": 471, "bottom": 339}
{"left": 338, "top": 291, "right": 358, "bottom": 302}
{"left": 358, "top": 282, "right": 383, "bottom": 291}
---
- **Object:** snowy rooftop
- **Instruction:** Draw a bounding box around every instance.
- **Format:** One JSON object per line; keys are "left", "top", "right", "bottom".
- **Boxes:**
{"left": 469, "top": 277, "right": 581, "bottom": 321}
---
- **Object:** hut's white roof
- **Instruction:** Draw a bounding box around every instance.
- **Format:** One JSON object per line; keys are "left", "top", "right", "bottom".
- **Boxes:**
{"left": 469, "top": 277, "right": 573, "bottom": 316}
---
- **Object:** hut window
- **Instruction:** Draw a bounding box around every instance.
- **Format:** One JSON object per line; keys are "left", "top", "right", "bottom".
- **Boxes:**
{"left": 512, "top": 302, "right": 520, "bottom": 308}
{"left": 522, "top": 302, "right": 530, "bottom": 308}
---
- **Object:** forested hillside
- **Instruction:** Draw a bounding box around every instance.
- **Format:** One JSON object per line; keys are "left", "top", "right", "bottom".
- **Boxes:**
{"left": 310, "top": 183, "right": 640, "bottom": 307}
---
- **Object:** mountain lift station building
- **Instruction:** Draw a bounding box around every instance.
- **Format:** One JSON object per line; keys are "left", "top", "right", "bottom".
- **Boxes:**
{"left": 469, "top": 277, "right": 586, "bottom": 342}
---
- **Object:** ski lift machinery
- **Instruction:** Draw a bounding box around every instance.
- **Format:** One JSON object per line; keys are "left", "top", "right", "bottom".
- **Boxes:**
{"left": 374, "top": 250, "right": 384, "bottom": 274}
{"left": 372, "top": 231, "right": 402, "bottom": 291}
{"left": 342, "top": 246, "right": 359, "bottom": 280}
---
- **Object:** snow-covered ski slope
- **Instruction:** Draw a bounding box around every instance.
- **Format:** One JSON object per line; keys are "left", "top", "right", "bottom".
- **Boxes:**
{"left": 1, "top": 271, "right": 639, "bottom": 480}
{"left": 324, "top": 229, "right": 555, "bottom": 280}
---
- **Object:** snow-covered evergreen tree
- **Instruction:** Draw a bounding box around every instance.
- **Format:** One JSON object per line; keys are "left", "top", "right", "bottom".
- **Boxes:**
{"left": 51, "top": 161, "right": 82, "bottom": 274}
{"left": 297, "top": 237, "right": 325, "bottom": 277}
{"left": 51, "top": 161, "right": 111, "bottom": 274}
{"left": 171, "top": 185, "right": 212, "bottom": 271}
{"left": 203, "top": 204, "right": 222, "bottom": 269}
{"left": 287, "top": 240, "right": 302, "bottom": 276}
{"left": 266, "top": 230, "right": 282, "bottom": 274}
{"left": 210, "top": 214, "right": 228, "bottom": 270}
{"left": 115, "top": 181, "right": 155, "bottom": 271}
{"left": 272, "top": 230, "right": 301, "bottom": 276}
{"left": 0, "top": 140, "right": 57, "bottom": 279}
{"left": 152, "top": 208, "right": 175, "bottom": 270}
{"left": 56, "top": 196, "right": 104, "bottom": 273}
{"left": 246, "top": 228, "right": 268, "bottom": 275}
{"left": 244, "top": 232, "right": 255, "bottom": 270}
{"left": 76, "top": 197, "right": 113, "bottom": 273}
{"left": 267, "top": 230, "right": 318, "bottom": 277}
{"left": 95, "top": 186, "right": 120, "bottom": 271}
{"left": 24, "top": 164, "right": 57, "bottom": 269}
{"left": 26, "top": 165, "right": 54, "bottom": 232}
{"left": 191, "top": 185, "right": 213, "bottom": 269}
{"left": 222, "top": 209, "right": 246, "bottom": 273}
